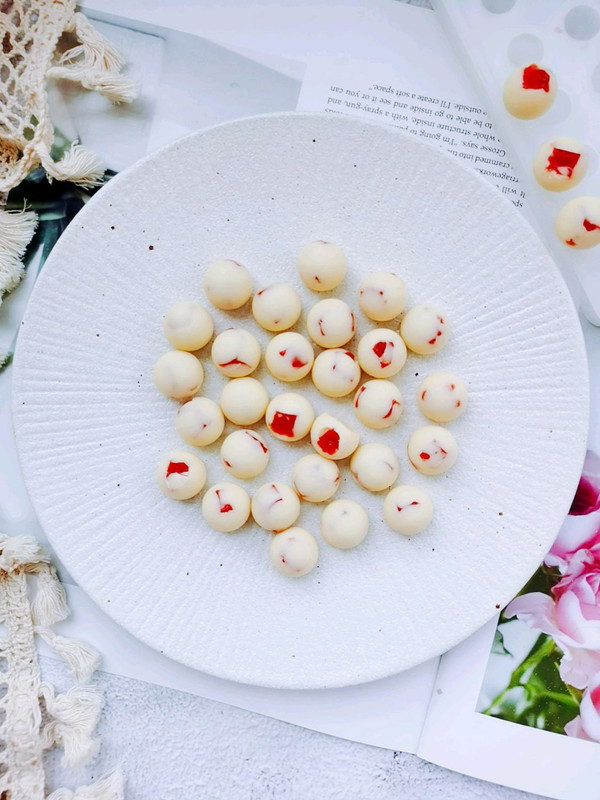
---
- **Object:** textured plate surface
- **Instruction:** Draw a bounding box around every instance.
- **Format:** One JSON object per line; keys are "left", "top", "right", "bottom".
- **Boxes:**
{"left": 13, "top": 113, "right": 588, "bottom": 689}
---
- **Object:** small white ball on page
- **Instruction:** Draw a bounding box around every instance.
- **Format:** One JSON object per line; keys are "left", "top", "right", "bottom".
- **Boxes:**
{"left": 270, "top": 527, "right": 319, "bottom": 577}
{"left": 220, "top": 377, "right": 269, "bottom": 425}
{"left": 417, "top": 372, "right": 467, "bottom": 423}
{"left": 252, "top": 481, "right": 301, "bottom": 532}
{"left": 407, "top": 425, "right": 458, "bottom": 476}
{"left": 312, "top": 349, "right": 361, "bottom": 397}
{"left": 358, "top": 271, "right": 407, "bottom": 321}
{"left": 203, "top": 259, "right": 253, "bottom": 310}
{"left": 353, "top": 380, "right": 403, "bottom": 429}
{"left": 252, "top": 283, "right": 302, "bottom": 332}
{"left": 555, "top": 196, "right": 600, "bottom": 250}
{"left": 383, "top": 485, "right": 433, "bottom": 536}
{"left": 306, "top": 298, "right": 355, "bottom": 348}
{"left": 265, "top": 392, "right": 315, "bottom": 442}
{"left": 264, "top": 332, "right": 314, "bottom": 381}
{"left": 291, "top": 453, "right": 340, "bottom": 503}
{"left": 350, "top": 443, "right": 399, "bottom": 492}
{"left": 297, "top": 240, "right": 347, "bottom": 291}
{"left": 533, "top": 138, "right": 587, "bottom": 192}
{"left": 220, "top": 430, "right": 269, "bottom": 480}
{"left": 357, "top": 328, "right": 407, "bottom": 378}
{"left": 175, "top": 397, "right": 225, "bottom": 446}
{"left": 202, "top": 482, "right": 251, "bottom": 532}
{"left": 163, "top": 301, "right": 214, "bottom": 351}
{"left": 211, "top": 329, "right": 261, "bottom": 377}
{"left": 310, "top": 412, "right": 359, "bottom": 460}
{"left": 320, "top": 499, "right": 369, "bottom": 550}
{"left": 156, "top": 451, "right": 207, "bottom": 500}
{"left": 153, "top": 350, "right": 204, "bottom": 399}
{"left": 502, "top": 63, "right": 557, "bottom": 120}
{"left": 400, "top": 305, "right": 449, "bottom": 355}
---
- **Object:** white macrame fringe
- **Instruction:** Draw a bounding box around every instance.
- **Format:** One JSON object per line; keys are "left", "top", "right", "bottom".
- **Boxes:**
{"left": 36, "top": 142, "right": 106, "bottom": 188}
{"left": 46, "top": 770, "right": 124, "bottom": 800}
{"left": 36, "top": 628, "right": 101, "bottom": 684}
{"left": 0, "top": 207, "right": 37, "bottom": 300}
{"left": 39, "top": 683, "right": 103, "bottom": 767}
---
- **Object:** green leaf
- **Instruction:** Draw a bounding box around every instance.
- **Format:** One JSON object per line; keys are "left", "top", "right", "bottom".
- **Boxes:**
{"left": 491, "top": 629, "right": 512, "bottom": 656}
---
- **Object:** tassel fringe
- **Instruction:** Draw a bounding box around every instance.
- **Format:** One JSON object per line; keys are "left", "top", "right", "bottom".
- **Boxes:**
{"left": 46, "top": 770, "right": 125, "bottom": 800}
{"left": 36, "top": 142, "right": 106, "bottom": 188}
{"left": 0, "top": 207, "right": 37, "bottom": 300}
{"left": 39, "top": 683, "right": 104, "bottom": 767}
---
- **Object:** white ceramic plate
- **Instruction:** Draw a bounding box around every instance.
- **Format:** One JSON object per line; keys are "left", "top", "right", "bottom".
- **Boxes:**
{"left": 13, "top": 113, "right": 588, "bottom": 689}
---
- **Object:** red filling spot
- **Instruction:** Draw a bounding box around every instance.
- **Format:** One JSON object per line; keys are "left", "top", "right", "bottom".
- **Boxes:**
{"left": 566, "top": 238, "right": 576, "bottom": 246}
{"left": 410, "top": 501, "right": 419, "bottom": 506}
{"left": 372, "top": 340, "right": 392, "bottom": 368}
{"left": 279, "top": 349, "right": 287, "bottom": 356}
{"left": 350, "top": 312, "right": 355, "bottom": 333}
{"left": 317, "top": 428, "right": 340, "bottom": 455}
{"left": 166, "top": 461, "right": 189, "bottom": 477}
{"left": 456, "top": 400, "right": 461, "bottom": 407}
{"left": 248, "top": 433, "right": 268, "bottom": 453}
{"left": 428, "top": 338, "right": 437, "bottom": 345}
{"left": 219, "top": 358, "right": 248, "bottom": 368}
{"left": 318, "top": 319, "right": 325, "bottom": 337}
{"left": 420, "top": 451, "right": 431, "bottom": 460}
{"left": 383, "top": 399, "right": 400, "bottom": 419}
{"left": 522, "top": 64, "right": 550, "bottom": 92}
{"left": 450, "top": 383, "right": 455, "bottom": 390}
{"left": 354, "top": 386, "right": 366, "bottom": 408}
{"left": 271, "top": 412, "right": 297, "bottom": 438}
{"left": 440, "top": 447, "right": 448, "bottom": 455}
{"left": 397, "top": 501, "right": 419, "bottom": 513}
{"left": 314, "top": 275, "right": 321, "bottom": 283}
{"left": 215, "top": 489, "right": 233, "bottom": 513}
{"left": 345, "top": 351, "right": 355, "bottom": 360}
{"left": 583, "top": 218, "right": 600, "bottom": 232}
{"left": 291, "top": 356, "right": 307, "bottom": 369}
{"left": 372, "top": 341, "right": 387, "bottom": 358}
{"left": 546, "top": 148, "right": 580, "bottom": 178}
{"left": 421, "top": 390, "right": 427, "bottom": 401}
{"left": 257, "top": 289, "right": 265, "bottom": 296}
{"left": 224, "top": 460, "right": 232, "bottom": 467}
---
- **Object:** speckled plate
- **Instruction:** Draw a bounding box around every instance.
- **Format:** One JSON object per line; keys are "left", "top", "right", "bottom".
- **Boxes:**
{"left": 12, "top": 113, "right": 588, "bottom": 689}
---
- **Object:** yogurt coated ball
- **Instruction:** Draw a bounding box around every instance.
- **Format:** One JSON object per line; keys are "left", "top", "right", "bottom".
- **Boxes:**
{"left": 252, "top": 283, "right": 302, "bottom": 332}
{"left": 407, "top": 425, "right": 457, "bottom": 476}
{"left": 265, "top": 332, "right": 314, "bottom": 381}
{"left": 202, "top": 482, "right": 251, "bottom": 532}
{"left": 220, "top": 377, "right": 269, "bottom": 425}
{"left": 270, "top": 527, "right": 319, "bottom": 578}
{"left": 252, "top": 482, "right": 301, "bottom": 532}
{"left": 354, "top": 380, "right": 403, "bottom": 429}
{"left": 350, "top": 443, "right": 399, "bottom": 492}
{"left": 297, "top": 240, "right": 347, "bottom": 292}
{"left": 417, "top": 372, "right": 467, "bottom": 423}
{"left": 156, "top": 451, "right": 207, "bottom": 500}
{"left": 265, "top": 392, "right": 314, "bottom": 442}
{"left": 357, "top": 329, "right": 407, "bottom": 378}
{"left": 311, "top": 413, "right": 359, "bottom": 460}
{"left": 400, "top": 305, "right": 449, "bottom": 355}
{"left": 533, "top": 138, "right": 587, "bottom": 192}
{"left": 320, "top": 499, "right": 368, "bottom": 550}
{"left": 221, "top": 430, "right": 269, "bottom": 480}
{"left": 154, "top": 350, "right": 204, "bottom": 399}
{"left": 312, "top": 349, "right": 361, "bottom": 398}
{"left": 503, "top": 63, "right": 557, "bottom": 120}
{"left": 292, "top": 454, "right": 340, "bottom": 503}
{"left": 175, "top": 397, "right": 224, "bottom": 446}
{"left": 383, "top": 485, "right": 433, "bottom": 536}
{"left": 306, "top": 298, "right": 355, "bottom": 348}
{"left": 211, "top": 329, "right": 261, "bottom": 377}
{"left": 358, "top": 271, "right": 407, "bottom": 321}
{"left": 555, "top": 196, "right": 600, "bottom": 250}
{"left": 203, "top": 259, "right": 252, "bottom": 310}
{"left": 163, "top": 302, "right": 214, "bottom": 351}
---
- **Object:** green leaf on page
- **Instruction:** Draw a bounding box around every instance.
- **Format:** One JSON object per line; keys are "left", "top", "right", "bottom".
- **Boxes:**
{"left": 491, "top": 629, "right": 512, "bottom": 657}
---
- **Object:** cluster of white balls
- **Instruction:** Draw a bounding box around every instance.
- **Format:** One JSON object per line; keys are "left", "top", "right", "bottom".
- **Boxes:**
{"left": 153, "top": 242, "right": 467, "bottom": 578}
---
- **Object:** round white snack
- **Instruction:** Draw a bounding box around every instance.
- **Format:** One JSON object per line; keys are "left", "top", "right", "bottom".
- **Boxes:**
{"left": 502, "top": 63, "right": 557, "bottom": 120}
{"left": 252, "top": 481, "right": 301, "bottom": 532}
{"left": 417, "top": 372, "right": 467, "bottom": 423}
{"left": 306, "top": 298, "right": 355, "bottom": 348}
{"left": 350, "top": 443, "right": 399, "bottom": 492}
{"left": 221, "top": 430, "right": 269, "bottom": 480}
{"left": 211, "top": 329, "right": 261, "bottom": 377}
{"left": 153, "top": 350, "right": 204, "bottom": 399}
{"left": 312, "top": 349, "right": 361, "bottom": 397}
{"left": 357, "top": 328, "right": 407, "bottom": 378}
{"left": 156, "top": 451, "right": 207, "bottom": 500}
{"left": 202, "top": 482, "right": 251, "bottom": 532}
{"left": 407, "top": 425, "right": 458, "bottom": 476}
{"left": 265, "top": 392, "right": 314, "bottom": 442}
{"left": 353, "top": 380, "right": 403, "bottom": 429}
{"left": 163, "top": 301, "right": 214, "bottom": 351}
{"left": 265, "top": 332, "right": 314, "bottom": 381}
{"left": 175, "top": 397, "right": 224, "bottom": 446}
{"left": 400, "top": 305, "right": 449, "bottom": 355}
{"left": 383, "top": 485, "right": 433, "bottom": 536}
{"left": 555, "top": 196, "right": 600, "bottom": 250}
{"left": 358, "top": 271, "right": 407, "bottom": 321}
{"left": 252, "top": 283, "right": 302, "bottom": 332}
{"left": 220, "top": 377, "right": 269, "bottom": 425}
{"left": 297, "top": 240, "right": 347, "bottom": 291}
{"left": 311, "top": 412, "right": 359, "bottom": 460}
{"left": 270, "top": 527, "right": 319, "bottom": 578}
{"left": 533, "top": 137, "right": 587, "bottom": 192}
{"left": 291, "top": 453, "right": 340, "bottom": 503}
{"left": 203, "top": 259, "right": 252, "bottom": 310}
{"left": 320, "top": 499, "right": 369, "bottom": 550}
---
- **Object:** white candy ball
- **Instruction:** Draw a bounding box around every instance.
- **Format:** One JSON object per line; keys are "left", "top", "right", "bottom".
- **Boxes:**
{"left": 383, "top": 485, "right": 433, "bottom": 535}
{"left": 357, "top": 329, "right": 407, "bottom": 378}
{"left": 265, "top": 332, "right": 314, "bottom": 381}
{"left": 407, "top": 425, "right": 458, "bottom": 476}
{"left": 350, "top": 443, "right": 399, "bottom": 492}
{"left": 211, "top": 329, "right": 261, "bottom": 377}
{"left": 503, "top": 63, "right": 557, "bottom": 120}
{"left": 417, "top": 372, "right": 467, "bottom": 423}
{"left": 175, "top": 397, "right": 224, "bottom": 446}
{"left": 265, "top": 392, "right": 314, "bottom": 442}
{"left": 312, "top": 349, "right": 361, "bottom": 397}
{"left": 154, "top": 350, "right": 203, "bottom": 399}
{"left": 252, "top": 482, "right": 301, "bottom": 532}
{"left": 533, "top": 138, "right": 587, "bottom": 192}
{"left": 555, "top": 196, "right": 600, "bottom": 250}
{"left": 220, "top": 377, "right": 269, "bottom": 425}
{"left": 306, "top": 298, "right": 355, "bottom": 348}
{"left": 252, "top": 283, "right": 302, "bottom": 331}
{"left": 311, "top": 412, "right": 359, "bottom": 460}
{"left": 163, "top": 302, "right": 214, "bottom": 351}
{"left": 221, "top": 430, "right": 269, "bottom": 480}
{"left": 400, "top": 305, "right": 449, "bottom": 355}
{"left": 353, "top": 380, "right": 403, "bottom": 429}
{"left": 156, "top": 451, "right": 207, "bottom": 500}
{"left": 270, "top": 527, "right": 319, "bottom": 577}
{"left": 202, "top": 482, "right": 251, "bottom": 532}
{"left": 320, "top": 499, "right": 368, "bottom": 550}
{"left": 291, "top": 454, "right": 340, "bottom": 503}
{"left": 203, "top": 259, "right": 252, "bottom": 310}
{"left": 297, "top": 240, "right": 347, "bottom": 291}
{"left": 358, "top": 271, "right": 407, "bottom": 321}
